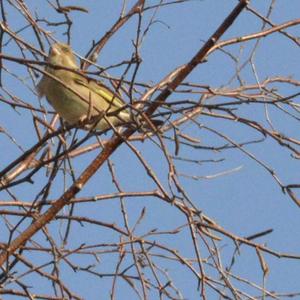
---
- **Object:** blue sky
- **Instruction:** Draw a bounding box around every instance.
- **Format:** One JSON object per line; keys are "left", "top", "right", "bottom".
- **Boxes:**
{"left": 1, "top": 0, "right": 300, "bottom": 299}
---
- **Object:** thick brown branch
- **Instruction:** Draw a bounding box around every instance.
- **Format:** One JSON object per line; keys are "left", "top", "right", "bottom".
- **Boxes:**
{"left": 0, "top": 0, "right": 248, "bottom": 267}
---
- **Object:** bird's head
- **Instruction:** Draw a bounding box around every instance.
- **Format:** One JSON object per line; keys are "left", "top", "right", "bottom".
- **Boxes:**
{"left": 47, "top": 43, "right": 78, "bottom": 69}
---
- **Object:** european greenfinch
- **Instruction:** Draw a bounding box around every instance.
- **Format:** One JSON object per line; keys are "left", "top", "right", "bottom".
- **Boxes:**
{"left": 37, "top": 43, "right": 133, "bottom": 131}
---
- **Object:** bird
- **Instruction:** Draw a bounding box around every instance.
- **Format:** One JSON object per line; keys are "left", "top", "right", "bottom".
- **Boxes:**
{"left": 36, "top": 43, "right": 139, "bottom": 131}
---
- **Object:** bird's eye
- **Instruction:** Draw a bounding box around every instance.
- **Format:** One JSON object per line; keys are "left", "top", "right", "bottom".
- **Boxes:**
{"left": 61, "top": 46, "right": 70, "bottom": 53}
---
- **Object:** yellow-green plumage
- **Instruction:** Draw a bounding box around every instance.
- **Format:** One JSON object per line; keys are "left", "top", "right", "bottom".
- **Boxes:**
{"left": 37, "top": 43, "right": 131, "bottom": 130}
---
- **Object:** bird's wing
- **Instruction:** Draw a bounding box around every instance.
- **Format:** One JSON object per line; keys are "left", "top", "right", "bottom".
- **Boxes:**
{"left": 73, "top": 76, "right": 127, "bottom": 111}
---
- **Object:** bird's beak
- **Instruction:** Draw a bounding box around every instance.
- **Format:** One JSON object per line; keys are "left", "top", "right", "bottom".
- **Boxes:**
{"left": 49, "top": 45, "right": 60, "bottom": 57}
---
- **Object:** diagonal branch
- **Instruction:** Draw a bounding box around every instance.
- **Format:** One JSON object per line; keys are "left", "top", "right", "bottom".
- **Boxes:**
{"left": 82, "top": 0, "right": 145, "bottom": 70}
{"left": 0, "top": 0, "right": 248, "bottom": 267}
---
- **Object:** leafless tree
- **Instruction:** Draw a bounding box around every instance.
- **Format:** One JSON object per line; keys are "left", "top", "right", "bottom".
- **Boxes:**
{"left": 0, "top": 0, "right": 300, "bottom": 299}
